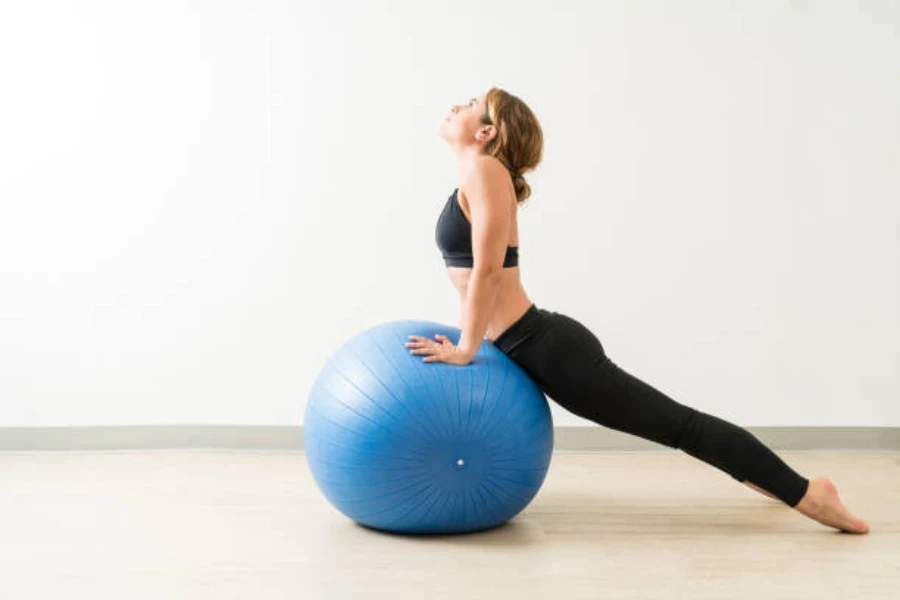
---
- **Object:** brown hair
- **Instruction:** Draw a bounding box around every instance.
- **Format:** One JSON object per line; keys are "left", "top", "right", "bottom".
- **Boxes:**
{"left": 480, "top": 87, "right": 544, "bottom": 205}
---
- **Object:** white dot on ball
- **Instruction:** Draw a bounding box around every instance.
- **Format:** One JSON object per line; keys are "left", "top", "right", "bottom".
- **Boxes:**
{"left": 457, "top": 459, "right": 465, "bottom": 466}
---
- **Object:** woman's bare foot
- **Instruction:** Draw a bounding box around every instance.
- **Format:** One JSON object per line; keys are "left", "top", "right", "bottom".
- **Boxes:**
{"left": 794, "top": 476, "right": 870, "bottom": 534}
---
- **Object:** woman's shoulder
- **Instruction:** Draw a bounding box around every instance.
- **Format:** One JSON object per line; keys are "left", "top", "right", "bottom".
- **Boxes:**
{"left": 470, "top": 154, "right": 510, "bottom": 178}
{"left": 459, "top": 157, "right": 515, "bottom": 205}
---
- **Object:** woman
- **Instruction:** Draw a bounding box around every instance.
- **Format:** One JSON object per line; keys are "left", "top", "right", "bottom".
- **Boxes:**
{"left": 405, "top": 87, "right": 869, "bottom": 534}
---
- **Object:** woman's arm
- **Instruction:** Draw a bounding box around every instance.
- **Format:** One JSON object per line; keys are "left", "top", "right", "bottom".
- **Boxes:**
{"left": 456, "top": 157, "right": 514, "bottom": 358}
{"left": 458, "top": 273, "right": 502, "bottom": 357}
{"left": 459, "top": 295, "right": 466, "bottom": 330}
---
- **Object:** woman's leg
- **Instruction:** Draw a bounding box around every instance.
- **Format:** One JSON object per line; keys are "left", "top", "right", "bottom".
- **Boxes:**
{"left": 495, "top": 306, "right": 869, "bottom": 532}
{"left": 744, "top": 481, "right": 781, "bottom": 501}
{"left": 501, "top": 309, "right": 811, "bottom": 506}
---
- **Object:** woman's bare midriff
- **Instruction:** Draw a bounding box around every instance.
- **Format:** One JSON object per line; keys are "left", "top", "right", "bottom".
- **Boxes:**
{"left": 446, "top": 266, "right": 533, "bottom": 343}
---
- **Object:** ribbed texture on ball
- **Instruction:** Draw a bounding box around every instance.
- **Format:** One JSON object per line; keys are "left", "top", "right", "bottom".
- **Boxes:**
{"left": 303, "top": 319, "right": 553, "bottom": 534}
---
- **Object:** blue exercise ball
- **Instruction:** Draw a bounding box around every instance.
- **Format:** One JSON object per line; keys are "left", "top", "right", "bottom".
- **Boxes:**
{"left": 303, "top": 319, "right": 553, "bottom": 535}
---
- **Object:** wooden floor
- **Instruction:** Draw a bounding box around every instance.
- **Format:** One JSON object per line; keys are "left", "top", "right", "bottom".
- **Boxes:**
{"left": 0, "top": 449, "right": 896, "bottom": 599}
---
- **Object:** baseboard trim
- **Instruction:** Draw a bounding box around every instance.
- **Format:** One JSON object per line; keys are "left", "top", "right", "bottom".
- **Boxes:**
{"left": 0, "top": 426, "right": 897, "bottom": 452}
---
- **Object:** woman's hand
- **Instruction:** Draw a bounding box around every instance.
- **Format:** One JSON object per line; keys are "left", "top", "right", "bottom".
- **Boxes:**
{"left": 405, "top": 334, "right": 475, "bottom": 366}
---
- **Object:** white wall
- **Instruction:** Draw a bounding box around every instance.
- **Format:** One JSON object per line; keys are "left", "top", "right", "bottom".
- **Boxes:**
{"left": 1, "top": 0, "right": 897, "bottom": 428}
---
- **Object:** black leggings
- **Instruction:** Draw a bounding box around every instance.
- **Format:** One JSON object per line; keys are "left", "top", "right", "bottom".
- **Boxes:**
{"left": 493, "top": 304, "right": 810, "bottom": 507}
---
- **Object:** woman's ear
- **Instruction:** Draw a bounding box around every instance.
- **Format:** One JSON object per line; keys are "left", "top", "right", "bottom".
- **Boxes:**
{"left": 476, "top": 124, "right": 497, "bottom": 144}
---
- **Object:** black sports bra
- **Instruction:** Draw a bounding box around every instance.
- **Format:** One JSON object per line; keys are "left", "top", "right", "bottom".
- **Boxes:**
{"left": 435, "top": 188, "right": 519, "bottom": 268}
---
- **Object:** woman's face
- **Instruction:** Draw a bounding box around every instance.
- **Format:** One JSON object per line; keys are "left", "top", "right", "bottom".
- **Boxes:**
{"left": 438, "top": 91, "right": 494, "bottom": 148}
